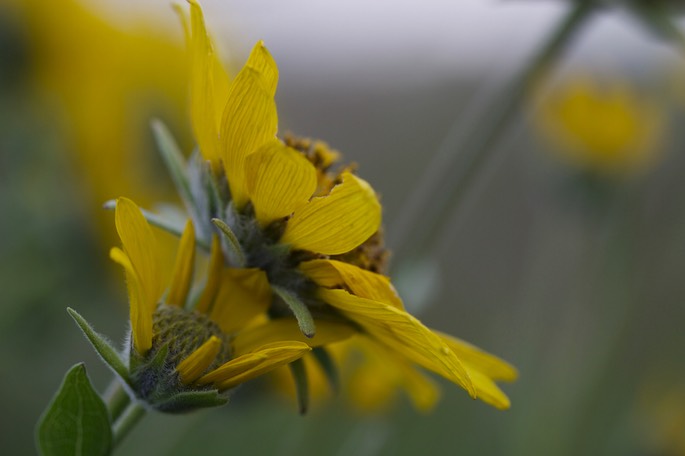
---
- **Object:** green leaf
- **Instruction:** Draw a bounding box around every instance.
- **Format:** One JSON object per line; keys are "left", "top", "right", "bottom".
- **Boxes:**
{"left": 36, "top": 363, "right": 112, "bottom": 456}
{"left": 151, "top": 119, "right": 193, "bottom": 207}
{"left": 211, "top": 218, "right": 246, "bottom": 267}
{"left": 288, "top": 358, "right": 309, "bottom": 415}
{"left": 311, "top": 347, "right": 340, "bottom": 393}
{"left": 67, "top": 308, "right": 131, "bottom": 387}
{"left": 155, "top": 389, "right": 229, "bottom": 413}
{"left": 272, "top": 285, "right": 316, "bottom": 338}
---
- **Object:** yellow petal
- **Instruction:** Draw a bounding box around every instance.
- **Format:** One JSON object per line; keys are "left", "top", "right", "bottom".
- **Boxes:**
{"left": 110, "top": 247, "right": 152, "bottom": 354}
{"left": 195, "top": 235, "right": 223, "bottom": 314}
{"left": 437, "top": 332, "right": 518, "bottom": 382}
{"left": 198, "top": 341, "right": 311, "bottom": 389}
{"left": 318, "top": 288, "right": 476, "bottom": 398}
{"left": 114, "top": 198, "right": 160, "bottom": 325}
{"left": 210, "top": 268, "right": 271, "bottom": 333}
{"left": 232, "top": 318, "right": 355, "bottom": 356}
{"left": 220, "top": 41, "right": 279, "bottom": 209}
{"left": 245, "top": 140, "right": 317, "bottom": 226}
{"left": 186, "top": 0, "right": 230, "bottom": 165}
{"left": 466, "top": 368, "right": 511, "bottom": 410}
{"left": 166, "top": 220, "right": 196, "bottom": 307}
{"left": 299, "top": 259, "right": 403, "bottom": 309}
{"left": 281, "top": 172, "right": 381, "bottom": 255}
{"left": 176, "top": 335, "right": 222, "bottom": 384}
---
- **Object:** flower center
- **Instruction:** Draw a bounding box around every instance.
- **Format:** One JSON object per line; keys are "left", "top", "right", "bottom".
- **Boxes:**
{"left": 151, "top": 304, "right": 231, "bottom": 368}
{"left": 128, "top": 304, "right": 232, "bottom": 409}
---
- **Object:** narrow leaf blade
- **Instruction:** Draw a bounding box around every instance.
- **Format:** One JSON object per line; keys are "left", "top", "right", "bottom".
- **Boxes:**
{"left": 67, "top": 308, "right": 130, "bottom": 386}
{"left": 155, "top": 389, "right": 229, "bottom": 413}
{"left": 272, "top": 285, "right": 316, "bottom": 338}
{"left": 288, "top": 358, "right": 309, "bottom": 415}
{"left": 311, "top": 347, "right": 340, "bottom": 393}
{"left": 151, "top": 119, "right": 193, "bottom": 207}
{"left": 36, "top": 363, "right": 112, "bottom": 456}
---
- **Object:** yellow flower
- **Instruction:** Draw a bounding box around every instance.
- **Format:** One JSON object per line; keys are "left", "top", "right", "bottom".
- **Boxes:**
{"left": 534, "top": 74, "right": 663, "bottom": 175}
{"left": 109, "top": 197, "right": 315, "bottom": 411}
{"left": 164, "top": 0, "right": 517, "bottom": 411}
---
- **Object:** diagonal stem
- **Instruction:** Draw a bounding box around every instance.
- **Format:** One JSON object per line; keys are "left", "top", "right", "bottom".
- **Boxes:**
{"left": 391, "top": 0, "right": 597, "bottom": 260}
{"left": 112, "top": 401, "right": 147, "bottom": 448}
{"left": 103, "top": 380, "right": 131, "bottom": 423}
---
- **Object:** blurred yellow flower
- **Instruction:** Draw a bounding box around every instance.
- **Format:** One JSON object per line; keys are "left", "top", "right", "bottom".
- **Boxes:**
{"left": 636, "top": 379, "right": 685, "bottom": 455}
{"left": 9, "top": 0, "right": 191, "bottom": 222}
{"left": 534, "top": 74, "right": 663, "bottom": 175}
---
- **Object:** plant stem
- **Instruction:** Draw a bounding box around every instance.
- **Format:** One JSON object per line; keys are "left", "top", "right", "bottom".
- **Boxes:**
{"left": 391, "top": 0, "right": 597, "bottom": 260}
{"left": 104, "top": 380, "right": 131, "bottom": 423}
{"left": 112, "top": 402, "right": 147, "bottom": 448}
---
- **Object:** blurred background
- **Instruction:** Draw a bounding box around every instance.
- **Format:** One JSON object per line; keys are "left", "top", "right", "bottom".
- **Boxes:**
{"left": 2, "top": 0, "right": 685, "bottom": 454}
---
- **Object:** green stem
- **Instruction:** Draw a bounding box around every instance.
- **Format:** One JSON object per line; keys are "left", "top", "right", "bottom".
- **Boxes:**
{"left": 391, "top": 0, "right": 597, "bottom": 259}
{"left": 630, "top": 2, "right": 685, "bottom": 49}
{"left": 112, "top": 402, "right": 147, "bottom": 448}
{"left": 103, "top": 380, "right": 131, "bottom": 423}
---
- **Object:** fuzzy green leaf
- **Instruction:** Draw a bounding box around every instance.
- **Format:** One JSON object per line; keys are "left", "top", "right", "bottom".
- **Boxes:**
{"left": 272, "top": 285, "right": 316, "bottom": 338}
{"left": 211, "top": 218, "right": 246, "bottom": 267}
{"left": 36, "top": 363, "right": 112, "bottom": 456}
{"left": 155, "top": 389, "right": 229, "bottom": 413}
{"left": 67, "top": 308, "right": 130, "bottom": 386}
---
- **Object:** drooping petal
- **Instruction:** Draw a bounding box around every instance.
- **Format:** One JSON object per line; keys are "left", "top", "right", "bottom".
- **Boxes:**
{"left": 110, "top": 247, "right": 152, "bottom": 354}
{"left": 210, "top": 268, "right": 271, "bottom": 333}
{"left": 166, "top": 220, "right": 196, "bottom": 307}
{"left": 232, "top": 318, "right": 355, "bottom": 356}
{"left": 220, "top": 41, "right": 278, "bottom": 209}
{"left": 176, "top": 335, "right": 222, "bottom": 384}
{"left": 197, "top": 341, "right": 310, "bottom": 390}
{"left": 437, "top": 331, "right": 518, "bottom": 382}
{"left": 245, "top": 140, "right": 317, "bottom": 226}
{"left": 318, "top": 288, "right": 476, "bottom": 398}
{"left": 280, "top": 172, "right": 381, "bottom": 255}
{"left": 465, "top": 369, "right": 511, "bottom": 410}
{"left": 195, "top": 235, "right": 223, "bottom": 314}
{"left": 299, "top": 259, "right": 403, "bottom": 309}
{"left": 184, "top": 0, "right": 230, "bottom": 165}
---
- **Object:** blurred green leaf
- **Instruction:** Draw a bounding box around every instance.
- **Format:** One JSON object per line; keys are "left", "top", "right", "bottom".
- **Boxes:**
{"left": 151, "top": 119, "right": 193, "bottom": 210}
{"left": 36, "top": 363, "right": 112, "bottom": 456}
{"left": 312, "top": 346, "right": 340, "bottom": 393}
{"left": 288, "top": 358, "right": 310, "bottom": 415}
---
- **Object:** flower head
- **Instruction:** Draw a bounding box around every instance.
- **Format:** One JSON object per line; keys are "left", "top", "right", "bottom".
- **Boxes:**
{"left": 153, "top": 0, "right": 516, "bottom": 412}
{"left": 79, "top": 0, "right": 515, "bottom": 414}
{"left": 109, "top": 197, "right": 313, "bottom": 412}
